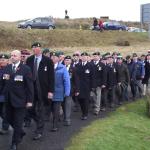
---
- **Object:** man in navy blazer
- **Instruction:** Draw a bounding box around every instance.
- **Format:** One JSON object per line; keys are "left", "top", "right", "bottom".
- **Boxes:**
{"left": 2, "top": 50, "right": 33, "bottom": 150}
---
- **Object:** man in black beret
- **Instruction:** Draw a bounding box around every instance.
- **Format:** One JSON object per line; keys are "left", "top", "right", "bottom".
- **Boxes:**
{"left": 58, "top": 51, "right": 65, "bottom": 64}
{"left": 76, "top": 52, "right": 95, "bottom": 120}
{"left": 42, "top": 48, "right": 50, "bottom": 57}
{"left": 91, "top": 51, "right": 107, "bottom": 115}
{"left": 26, "top": 42, "right": 54, "bottom": 140}
{"left": 62, "top": 55, "right": 73, "bottom": 126}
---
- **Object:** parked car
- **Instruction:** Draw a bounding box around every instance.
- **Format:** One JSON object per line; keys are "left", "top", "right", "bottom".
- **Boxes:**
{"left": 103, "top": 21, "right": 127, "bottom": 31}
{"left": 18, "top": 17, "right": 55, "bottom": 29}
{"left": 128, "top": 27, "right": 147, "bottom": 32}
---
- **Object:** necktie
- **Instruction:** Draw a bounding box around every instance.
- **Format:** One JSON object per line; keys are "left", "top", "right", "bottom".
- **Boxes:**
{"left": 33, "top": 58, "right": 38, "bottom": 81}
{"left": 12, "top": 65, "right": 16, "bottom": 73}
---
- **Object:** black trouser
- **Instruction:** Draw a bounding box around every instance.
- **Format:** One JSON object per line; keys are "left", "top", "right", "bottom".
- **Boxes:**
{"left": 31, "top": 98, "right": 45, "bottom": 134}
{"left": 116, "top": 84, "right": 127, "bottom": 103}
{"left": 0, "top": 103, "right": 9, "bottom": 130}
{"left": 5, "top": 103, "right": 25, "bottom": 145}
{"left": 108, "top": 87, "right": 116, "bottom": 106}
{"left": 62, "top": 96, "right": 72, "bottom": 123}
{"left": 51, "top": 101, "right": 61, "bottom": 128}
{"left": 78, "top": 98, "right": 89, "bottom": 117}
{"left": 101, "top": 88, "right": 108, "bottom": 108}
{"left": 28, "top": 83, "right": 46, "bottom": 134}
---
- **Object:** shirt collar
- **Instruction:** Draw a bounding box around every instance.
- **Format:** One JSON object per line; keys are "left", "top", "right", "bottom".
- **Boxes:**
{"left": 35, "top": 54, "right": 42, "bottom": 60}
{"left": 54, "top": 63, "right": 59, "bottom": 69}
{"left": 13, "top": 61, "right": 20, "bottom": 69}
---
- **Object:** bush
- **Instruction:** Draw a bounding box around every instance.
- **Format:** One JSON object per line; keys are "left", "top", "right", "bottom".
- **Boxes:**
{"left": 115, "top": 39, "right": 130, "bottom": 46}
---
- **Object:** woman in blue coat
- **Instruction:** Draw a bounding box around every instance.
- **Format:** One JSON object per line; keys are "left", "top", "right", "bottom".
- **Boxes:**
{"left": 51, "top": 52, "right": 70, "bottom": 131}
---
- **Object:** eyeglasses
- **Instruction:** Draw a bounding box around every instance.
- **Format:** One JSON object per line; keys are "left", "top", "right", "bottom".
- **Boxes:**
{"left": 73, "top": 54, "right": 79, "bottom": 57}
{"left": 21, "top": 55, "right": 26, "bottom": 58}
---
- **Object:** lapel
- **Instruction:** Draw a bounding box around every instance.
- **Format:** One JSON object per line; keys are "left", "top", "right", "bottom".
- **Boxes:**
{"left": 29, "top": 55, "right": 34, "bottom": 72}
{"left": 38, "top": 55, "right": 45, "bottom": 71}
{"left": 15, "top": 63, "right": 22, "bottom": 73}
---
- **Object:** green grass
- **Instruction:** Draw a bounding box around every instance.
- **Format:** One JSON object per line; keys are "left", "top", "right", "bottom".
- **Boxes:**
{"left": 66, "top": 98, "right": 150, "bottom": 150}
{"left": 0, "top": 20, "right": 149, "bottom": 53}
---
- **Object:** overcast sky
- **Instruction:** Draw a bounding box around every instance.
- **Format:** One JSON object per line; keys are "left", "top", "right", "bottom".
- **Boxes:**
{"left": 0, "top": 0, "right": 149, "bottom": 21}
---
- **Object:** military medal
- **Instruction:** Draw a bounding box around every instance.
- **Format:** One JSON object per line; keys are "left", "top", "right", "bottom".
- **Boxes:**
{"left": 14, "top": 75, "right": 23, "bottom": 81}
{"left": 3, "top": 74, "right": 10, "bottom": 80}
{"left": 44, "top": 66, "right": 47, "bottom": 71}
{"left": 85, "top": 69, "right": 90, "bottom": 73}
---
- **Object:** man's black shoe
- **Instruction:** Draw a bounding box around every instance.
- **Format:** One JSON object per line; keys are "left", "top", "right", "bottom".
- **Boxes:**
{"left": 33, "top": 133, "right": 42, "bottom": 140}
{"left": 81, "top": 116, "right": 88, "bottom": 120}
{"left": 24, "top": 121, "right": 31, "bottom": 127}
{"left": 20, "top": 131, "right": 26, "bottom": 141}
{"left": 10, "top": 144, "right": 17, "bottom": 150}
{"left": 64, "top": 121, "right": 71, "bottom": 126}
{"left": 0, "top": 129, "right": 9, "bottom": 135}
{"left": 51, "top": 128, "right": 58, "bottom": 132}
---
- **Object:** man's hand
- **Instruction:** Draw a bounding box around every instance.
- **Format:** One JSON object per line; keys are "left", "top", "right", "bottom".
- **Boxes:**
{"left": 101, "top": 85, "right": 106, "bottom": 88}
{"left": 48, "top": 92, "right": 53, "bottom": 99}
{"left": 75, "top": 92, "right": 79, "bottom": 96}
{"left": 118, "top": 82, "right": 121, "bottom": 86}
{"left": 26, "top": 102, "right": 32, "bottom": 108}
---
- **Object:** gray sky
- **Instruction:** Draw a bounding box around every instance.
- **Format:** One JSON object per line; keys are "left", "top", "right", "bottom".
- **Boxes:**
{"left": 0, "top": 0, "right": 149, "bottom": 21}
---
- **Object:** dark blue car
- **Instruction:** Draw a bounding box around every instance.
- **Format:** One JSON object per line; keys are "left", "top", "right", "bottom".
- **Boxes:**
{"left": 103, "top": 21, "right": 127, "bottom": 31}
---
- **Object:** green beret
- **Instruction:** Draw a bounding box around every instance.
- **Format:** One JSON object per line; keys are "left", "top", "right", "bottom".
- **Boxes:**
{"left": 0, "top": 54, "right": 9, "bottom": 59}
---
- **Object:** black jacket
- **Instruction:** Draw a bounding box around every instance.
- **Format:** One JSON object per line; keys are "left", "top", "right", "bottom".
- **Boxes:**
{"left": 142, "top": 60, "right": 150, "bottom": 84}
{"left": 91, "top": 60, "right": 107, "bottom": 87}
{"left": 2, "top": 63, "right": 34, "bottom": 108}
{"left": 106, "top": 63, "right": 118, "bottom": 88}
{"left": 26, "top": 55, "right": 54, "bottom": 103}
{"left": 77, "top": 62, "right": 95, "bottom": 99}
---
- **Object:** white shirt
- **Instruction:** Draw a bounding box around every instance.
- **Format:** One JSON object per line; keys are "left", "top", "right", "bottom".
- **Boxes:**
{"left": 54, "top": 63, "right": 58, "bottom": 69}
{"left": 12, "top": 61, "right": 20, "bottom": 71}
{"left": 82, "top": 61, "right": 87, "bottom": 66}
{"left": 66, "top": 64, "right": 70, "bottom": 71}
{"left": 94, "top": 60, "right": 99, "bottom": 65}
{"left": 34, "top": 54, "right": 42, "bottom": 70}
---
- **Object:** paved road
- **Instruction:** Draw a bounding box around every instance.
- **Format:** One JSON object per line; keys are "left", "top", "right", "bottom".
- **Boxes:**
{"left": 0, "top": 106, "right": 111, "bottom": 150}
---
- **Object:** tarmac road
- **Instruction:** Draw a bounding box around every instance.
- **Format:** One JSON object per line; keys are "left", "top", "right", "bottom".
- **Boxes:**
{"left": 0, "top": 106, "right": 110, "bottom": 150}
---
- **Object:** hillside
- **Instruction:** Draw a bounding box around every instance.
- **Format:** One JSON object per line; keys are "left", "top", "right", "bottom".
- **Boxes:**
{"left": 0, "top": 19, "right": 149, "bottom": 55}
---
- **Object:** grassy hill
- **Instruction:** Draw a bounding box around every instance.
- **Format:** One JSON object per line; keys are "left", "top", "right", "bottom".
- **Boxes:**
{"left": 0, "top": 19, "right": 149, "bottom": 55}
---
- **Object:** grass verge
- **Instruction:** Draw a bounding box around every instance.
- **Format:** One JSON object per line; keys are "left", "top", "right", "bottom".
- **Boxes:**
{"left": 66, "top": 97, "right": 150, "bottom": 150}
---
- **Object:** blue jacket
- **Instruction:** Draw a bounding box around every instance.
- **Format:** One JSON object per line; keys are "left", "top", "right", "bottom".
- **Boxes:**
{"left": 130, "top": 61, "right": 145, "bottom": 80}
{"left": 53, "top": 63, "right": 70, "bottom": 102}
